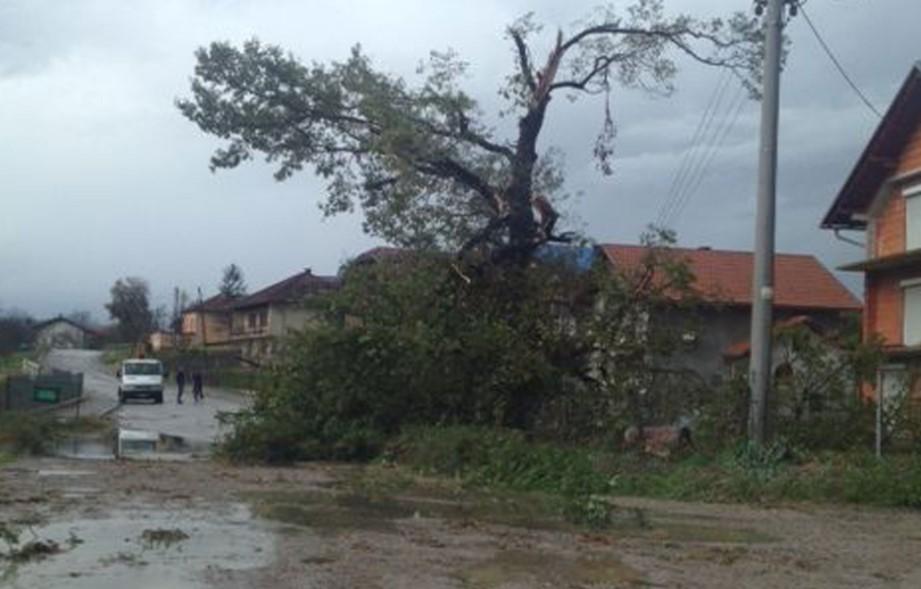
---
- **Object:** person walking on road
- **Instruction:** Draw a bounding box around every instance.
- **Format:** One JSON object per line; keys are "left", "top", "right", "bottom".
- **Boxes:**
{"left": 192, "top": 371, "right": 204, "bottom": 403}
{"left": 176, "top": 368, "right": 186, "bottom": 405}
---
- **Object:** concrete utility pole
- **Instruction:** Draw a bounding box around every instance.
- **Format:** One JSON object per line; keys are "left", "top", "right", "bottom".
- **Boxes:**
{"left": 749, "top": 0, "right": 792, "bottom": 446}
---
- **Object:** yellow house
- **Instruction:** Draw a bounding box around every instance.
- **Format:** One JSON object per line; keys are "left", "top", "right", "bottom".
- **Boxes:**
{"left": 179, "top": 269, "right": 339, "bottom": 361}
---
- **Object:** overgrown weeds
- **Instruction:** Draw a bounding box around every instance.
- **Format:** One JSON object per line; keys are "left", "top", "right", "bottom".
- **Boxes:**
{"left": 391, "top": 427, "right": 615, "bottom": 527}
{"left": 0, "top": 413, "right": 58, "bottom": 455}
{"left": 394, "top": 428, "right": 921, "bottom": 511}
{"left": 0, "top": 413, "right": 111, "bottom": 456}
{"left": 606, "top": 446, "right": 921, "bottom": 508}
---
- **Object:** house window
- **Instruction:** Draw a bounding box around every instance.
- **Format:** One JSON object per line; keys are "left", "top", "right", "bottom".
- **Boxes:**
{"left": 906, "top": 183, "right": 921, "bottom": 251}
{"left": 904, "top": 281, "right": 921, "bottom": 346}
{"left": 259, "top": 310, "right": 268, "bottom": 328}
{"left": 880, "top": 366, "right": 909, "bottom": 404}
{"left": 248, "top": 312, "right": 257, "bottom": 330}
{"left": 183, "top": 314, "right": 198, "bottom": 334}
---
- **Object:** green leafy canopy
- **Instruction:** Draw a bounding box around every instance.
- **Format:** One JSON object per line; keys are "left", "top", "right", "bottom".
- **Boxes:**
{"left": 178, "top": 0, "right": 760, "bottom": 257}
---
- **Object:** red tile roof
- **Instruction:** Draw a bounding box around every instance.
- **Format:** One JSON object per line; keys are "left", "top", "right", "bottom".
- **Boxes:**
{"left": 354, "top": 246, "right": 408, "bottom": 263}
{"left": 233, "top": 269, "right": 339, "bottom": 309}
{"left": 599, "top": 244, "right": 861, "bottom": 311}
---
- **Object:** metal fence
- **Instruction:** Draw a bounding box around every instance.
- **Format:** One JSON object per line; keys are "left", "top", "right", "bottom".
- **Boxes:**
{"left": 2, "top": 371, "right": 83, "bottom": 412}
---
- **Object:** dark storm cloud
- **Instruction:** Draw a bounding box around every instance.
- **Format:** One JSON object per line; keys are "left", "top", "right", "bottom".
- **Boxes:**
{"left": 0, "top": 0, "right": 914, "bottom": 318}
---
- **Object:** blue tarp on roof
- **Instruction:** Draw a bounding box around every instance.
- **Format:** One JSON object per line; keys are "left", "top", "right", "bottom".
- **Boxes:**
{"left": 534, "top": 243, "right": 597, "bottom": 273}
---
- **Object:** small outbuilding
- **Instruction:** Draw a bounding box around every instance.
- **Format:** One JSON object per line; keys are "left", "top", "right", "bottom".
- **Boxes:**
{"left": 34, "top": 316, "right": 98, "bottom": 350}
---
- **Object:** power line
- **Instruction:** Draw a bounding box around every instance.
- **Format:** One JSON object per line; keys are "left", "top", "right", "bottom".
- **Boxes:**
{"left": 666, "top": 87, "right": 746, "bottom": 228}
{"left": 657, "top": 70, "right": 731, "bottom": 227}
{"left": 665, "top": 81, "right": 748, "bottom": 228}
{"left": 656, "top": 70, "right": 732, "bottom": 227}
{"left": 797, "top": 1, "right": 882, "bottom": 118}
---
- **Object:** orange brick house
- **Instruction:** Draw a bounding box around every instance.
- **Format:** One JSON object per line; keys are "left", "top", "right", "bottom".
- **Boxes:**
{"left": 822, "top": 63, "right": 921, "bottom": 400}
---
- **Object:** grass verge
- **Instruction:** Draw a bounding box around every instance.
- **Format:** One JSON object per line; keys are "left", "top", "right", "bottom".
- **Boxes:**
{"left": 392, "top": 427, "right": 921, "bottom": 511}
{"left": 605, "top": 447, "right": 921, "bottom": 508}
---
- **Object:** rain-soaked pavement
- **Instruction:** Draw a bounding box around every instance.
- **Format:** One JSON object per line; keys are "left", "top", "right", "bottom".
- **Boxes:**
{"left": 0, "top": 351, "right": 264, "bottom": 587}
{"left": 44, "top": 349, "right": 248, "bottom": 452}
{"left": 8, "top": 351, "right": 921, "bottom": 587}
{"left": 2, "top": 504, "right": 274, "bottom": 589}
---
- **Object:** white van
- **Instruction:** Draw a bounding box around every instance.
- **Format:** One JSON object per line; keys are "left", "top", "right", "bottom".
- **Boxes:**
{"left": 118, "top": 359, "right": 165, "bottom": 404}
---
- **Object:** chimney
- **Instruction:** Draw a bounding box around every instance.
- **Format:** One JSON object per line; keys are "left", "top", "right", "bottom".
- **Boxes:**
{"left": 304, "top": 267, "right": 312, "bottom": 275}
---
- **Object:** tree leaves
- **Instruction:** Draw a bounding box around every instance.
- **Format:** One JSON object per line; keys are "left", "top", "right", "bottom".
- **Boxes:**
{"left": 105, "top": 277, "right": 154, "bottom": 343}
{"left": 179, "top": 1, "right": 761, "bottom": 257}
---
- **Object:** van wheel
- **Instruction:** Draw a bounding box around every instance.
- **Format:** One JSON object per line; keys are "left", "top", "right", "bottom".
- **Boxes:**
{"left": 118, "top": 390, "right": 125, "bottom": 404}
{"left": 155, "top": 393, "right": 163, "bottom": 404}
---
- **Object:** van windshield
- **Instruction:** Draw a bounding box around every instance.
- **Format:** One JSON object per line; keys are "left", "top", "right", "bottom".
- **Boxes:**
{"left": 123, "top": 362, "right": 162, "bottom": 376}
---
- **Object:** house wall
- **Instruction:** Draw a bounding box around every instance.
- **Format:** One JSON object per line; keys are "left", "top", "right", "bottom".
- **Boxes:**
{"left": 661, "top": 307, "right": 850, "bottom": 383}
{"left": 268, "top": 304, "right": 317, "bottom": 338}
{"left": 228, "top": 304, "right": 321, "bottom": 361}
{"left": 203, "top": 312, "right": 230, "bottom": 344}
{"left": 865, "top": 269, "right": 920, "bottom": 346}
{"left": 149, "top": 332, "right": 178, "bottom": 352}
{"left": 659, "top": 307, "right": 750, "bottom": 384}
{"left": 896, "top": 121, "right": 921, "bottom": 175}
{"left": 36, "top": 321, "right": 85, "bottom": 349}
{"left": 861, "top": 116, "right": 921, "bottom": 347}
{"left": 875, "top": 190, "right": 906, "bottom": 257}
{"left": 181, "top": 313, "right": 200, "bottom": 345}
{"left": 231, "top": 307, "right": 268, "bottom": 338}
{"left": 181, "top": 311, "right": 231, "bottom": 346}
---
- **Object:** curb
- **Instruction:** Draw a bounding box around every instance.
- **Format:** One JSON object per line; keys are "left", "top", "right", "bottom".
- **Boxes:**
{"left": 35, "top": 396, "right": 83, "bottom": 415}
{"left": 99, "top": 403, "right": 121, "bottom": 417}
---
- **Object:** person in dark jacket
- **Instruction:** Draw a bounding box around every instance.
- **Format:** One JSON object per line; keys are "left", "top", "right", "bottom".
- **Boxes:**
{"left": 175, "top": 368, "right": 186, "bottom": 405}
{"left": 192, "top": 371, "right": 204, "bottom": 403}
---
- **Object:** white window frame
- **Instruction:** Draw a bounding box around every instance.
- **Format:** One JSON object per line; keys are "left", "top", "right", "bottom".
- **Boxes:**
{"left": 905, "top": 182, "right": 921, "bottom": 251}
{"left": 903, "top": 280, "right": 921, "bottom": 347}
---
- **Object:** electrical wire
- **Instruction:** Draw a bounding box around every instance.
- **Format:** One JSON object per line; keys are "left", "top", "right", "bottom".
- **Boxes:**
{"left": 656, "top": 70, "right": 733, "bottom": 228}
{"left": 797, "top": 1, "right": 882, "bottom": 119}
{"left": 665, "top": 82, "right": 748, "bottom": 229}
{"left": 657, "top": 71, "right": 731, "bottom": 227}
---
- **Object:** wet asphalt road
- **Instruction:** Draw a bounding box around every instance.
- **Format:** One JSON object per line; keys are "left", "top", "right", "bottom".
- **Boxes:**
{"left": 44, "top": 349, "right": 248, "bottom": 449}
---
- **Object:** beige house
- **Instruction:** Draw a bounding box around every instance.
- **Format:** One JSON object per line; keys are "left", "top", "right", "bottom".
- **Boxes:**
{"left": 229, "top": 269, "right": 339, "bottom": 360}
{"left": 180, "top": 294, "right": 235, "bottom": 347}
{"left": 179, "top": 269, "right": 339, "bottom": 361}
{"left": 149, "top": 330, "right": 179, "bottom": 352}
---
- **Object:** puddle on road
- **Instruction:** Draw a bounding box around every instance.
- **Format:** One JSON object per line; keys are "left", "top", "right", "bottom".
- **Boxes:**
{"left": 51, "top": 429, "right": 202, "bottom": 462}
{"left": 36, "top": 469, "right": 95, "bottom": 477}
{"left": 0, "top": 504, "right": 274, "bottom": 589}
{"left": 52, "top": 436, "right": 115, "bottom": 461}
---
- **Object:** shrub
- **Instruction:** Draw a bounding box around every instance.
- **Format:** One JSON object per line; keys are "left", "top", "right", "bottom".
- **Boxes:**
{"left": 218, "top": 236, "right": 701, "bottom": 463}
{"left": 0, "top": 413, "right": 58, "bottom": 455}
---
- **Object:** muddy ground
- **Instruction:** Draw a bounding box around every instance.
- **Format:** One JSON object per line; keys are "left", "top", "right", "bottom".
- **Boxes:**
{"left": 2, "top": 456, "right": 921, "bottom": 588}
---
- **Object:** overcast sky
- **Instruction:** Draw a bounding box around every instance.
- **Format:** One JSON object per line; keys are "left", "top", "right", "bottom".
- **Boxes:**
{"left": 0, "top": 0, "right": 916, "bottom": 321}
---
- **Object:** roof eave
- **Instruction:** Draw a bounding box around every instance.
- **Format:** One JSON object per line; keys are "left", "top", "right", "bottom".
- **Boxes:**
{"left": 838, "top": 248, "right": 921, "bottom": 272}
{"left": 822, "top": 63, "right": 921, "bottom": 230}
